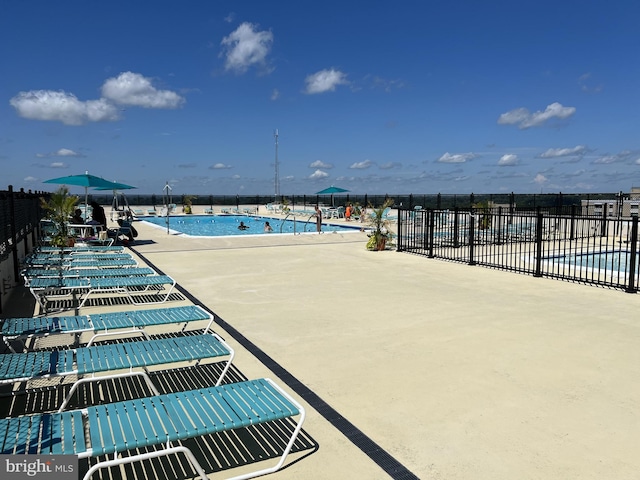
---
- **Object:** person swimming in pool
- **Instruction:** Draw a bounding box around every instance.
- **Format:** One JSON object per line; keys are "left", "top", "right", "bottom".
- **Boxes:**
{"left": 238, "top": 221, "right": 249, "bottom": 230}
{"left": 264, "top": 221, "right": 273, "bottom": 232}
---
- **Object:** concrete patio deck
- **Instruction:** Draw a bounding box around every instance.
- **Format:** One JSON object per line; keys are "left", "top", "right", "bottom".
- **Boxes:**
{"left": 4, "top": 214, "right": 640, "bottom": 479}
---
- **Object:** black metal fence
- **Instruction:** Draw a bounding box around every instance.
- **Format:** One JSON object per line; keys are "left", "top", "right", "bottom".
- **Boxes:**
{"left": 0, "top": 186, "right": 46, "bottom": 313}
{"left": 397, "top": 207, "right": 640, "bottom": 293}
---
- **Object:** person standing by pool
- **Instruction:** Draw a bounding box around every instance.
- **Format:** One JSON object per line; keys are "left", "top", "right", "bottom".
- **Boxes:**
{"left": 264, "top": 221, "right": 273, "bottom": 232}
{"left": 314, "top": 205, "right": 322, "bottom": 233}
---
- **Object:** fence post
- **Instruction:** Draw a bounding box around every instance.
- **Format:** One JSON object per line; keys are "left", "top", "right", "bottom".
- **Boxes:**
{"left": 468, "top": 212, "right": 476, "bottom": 265}
{"left": 496, "top": 206, "right": 503, "bottom": 245}
{"left": 570, "top": 205, "right": 576, "bottom": 240}
{"left": 626, "top": 215, "right": 638, "bottom": 293}
{"left": 453, "top": 207, "right": 460, "bottom": 248}
{"left": 397, "top": 208, "right": 404, "bottom": 252}
{"left": 534, "top": 210, "right": 543, "bottom": 277}
{"left": 428, "top": 209, "right": 435, "bottom": 258}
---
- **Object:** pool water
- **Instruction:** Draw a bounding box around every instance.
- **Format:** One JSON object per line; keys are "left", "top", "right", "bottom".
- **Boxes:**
{"left": 142, "top": 214, "right": 361, "bottom": 237}
{"left": 552, "top": 251, "right": 633, "bottom": 272}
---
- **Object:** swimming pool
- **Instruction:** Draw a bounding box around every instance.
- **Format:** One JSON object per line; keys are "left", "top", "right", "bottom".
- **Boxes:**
{"left": 142, "top": 214, "right": 361, "bottom": 237}
{"left": 549, "top": 250, "right": 634, "bottom": 272}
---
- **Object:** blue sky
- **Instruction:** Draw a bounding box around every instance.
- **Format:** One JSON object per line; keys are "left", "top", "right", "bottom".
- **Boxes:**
{"left": 2, "top": 1, "right": 639, "bottom": 196}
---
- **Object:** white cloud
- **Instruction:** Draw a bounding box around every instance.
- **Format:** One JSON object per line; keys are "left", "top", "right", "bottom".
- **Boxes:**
{"left": 309, "top": 169, "right": 329, "bottom": 179}
{"left": 578, "top": 73, "right": 603, "bottom": 93}
{"left": 210, "top": 163, "right": 232, "bottom": 169}
{"left": 379, "top": 162, "right": 402, "bottom": 169}
{"left": 309, "top": 160, "right": 332, "bottom": 169}
{"left": 101, "top": 72, "right": 184, "bottom": 108}
{"left": 9, "top": 90, "right": 119, "bottom": 125}
{"left": 349, "top": 159, "right": 373, "bottom": 169}
{"left": 50, "top": 162, "right": 66, "bottom": 168}
{"left": 497, "top": 154, "right": 518, "bottom": 166}
{"left": 55, "top": 148, "right": 80, "bottom": 157}
{"left": 220, "top": 22, "right": 273, "bottom": 74}
{"left": 498, "top": 102, "right": 576, "bottom": 129}
{"left": 540, "top": 145, "right": 586, "bottom": 158}
{"left": 533, "top": 174, "right": 548, "bottom": 184}
{"left": 304, "top": 68, "right": 349, "bottom": 94}
{"left": 271, "top": 89, "right": 280, "bottom": 100}
{"left": 437, "top": 152, "right": 477, "bottom": 163}
{"left": 24, "top": 176, "right": 38, "bottom": 182}
{"left": 593, "top": 155, "right": 617, "bottom": 164}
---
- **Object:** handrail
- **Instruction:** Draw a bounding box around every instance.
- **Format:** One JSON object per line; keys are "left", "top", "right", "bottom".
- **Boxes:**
{"left": 280, "top": 213, "right": 294, "bottom": 233}
{"left": 303, "top": 215, "right": 316, "bottom": 232}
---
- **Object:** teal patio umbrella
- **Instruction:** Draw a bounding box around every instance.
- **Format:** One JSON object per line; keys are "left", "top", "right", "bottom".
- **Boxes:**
{"left": 44, "top": 171, "right": 125, "bottom": 220}
{"left": 316, "top": 185, "right": 349, "bottom": 207}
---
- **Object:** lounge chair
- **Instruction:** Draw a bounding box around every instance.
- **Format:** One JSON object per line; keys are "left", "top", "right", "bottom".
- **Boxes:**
{"left": 0, "top": 378, "right": 305, "bottom": 480}
{"left": 29, "top": 274, "right": 176, "bottom": 313}
{"left": 114, "top": 219, "right": 138, "bottom": 244}
{"left": 203, "top": 207, "right": 214, "bottom": 214}
{"left": 36, "top": 245, "right": 125, "bottom": 253}
{"left": 332, "top": 206, "right": 345, "bottom": 219}
{"left": 24, "top": 253, "right": 135, "bottom": 267}
{"left": 2, "top": 305, "right": 213, "bottom": 352}
{"left": 21, "top": 267, "right": 155, "bottom": 286}
{"left": 0, "top": 332, "right": 235, "bottom": 413}
{"left": 147, "top": 208, "right": 157, "bottom": 216}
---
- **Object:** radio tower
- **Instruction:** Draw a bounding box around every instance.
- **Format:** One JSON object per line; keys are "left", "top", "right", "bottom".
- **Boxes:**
{"left": 274, "top": 129, "right": 280, "bottom": 201}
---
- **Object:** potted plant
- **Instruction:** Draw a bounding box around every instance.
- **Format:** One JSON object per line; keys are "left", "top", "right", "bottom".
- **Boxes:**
{"left": 182, "top": 195, "right": 196, "bottom": 214}
{"left": 365, "top": 199, "right": 394, "bottom": 251}
{"left": 40, "top": 186, "right": 79, "bottom": 248}
{"left": 473, "top": 199, "right": 492, "bottom": 230}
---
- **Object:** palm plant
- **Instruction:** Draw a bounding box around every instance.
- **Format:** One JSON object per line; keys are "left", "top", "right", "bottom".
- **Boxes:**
{"left": 182, "top": 195, "right": 196, "bottom": 214}
{"left": 365, "top": 199, "right": 394, "bottom": 251}
{"left": 40, "top": 186, "right": 79, "bottom": 247}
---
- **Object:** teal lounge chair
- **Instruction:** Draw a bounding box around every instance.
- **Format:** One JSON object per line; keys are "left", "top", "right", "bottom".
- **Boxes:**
{"left": 29, "top": 275, "right": 176, "bottom": 313}
{"left": 21, "top": 267, "right": 154, "bottom": 287}
{"left": 23, "top": 253, "right": 136, "bottom": 268}
{"left": 0, "top": 332, "right": 235, "bottom": 412}
{"left": 36, "top": 245, "right": 125, "bottom": 253}
{"left": 0, "top": 378, "right": 305, "bottom": 480}
{"left": 2, "top": 305, "right": 213, "bottom": 352}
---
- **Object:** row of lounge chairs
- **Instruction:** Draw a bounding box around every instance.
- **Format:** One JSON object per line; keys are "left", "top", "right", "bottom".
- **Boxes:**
{"left": 1, "top": 243, "right": 306, "bottom": 479}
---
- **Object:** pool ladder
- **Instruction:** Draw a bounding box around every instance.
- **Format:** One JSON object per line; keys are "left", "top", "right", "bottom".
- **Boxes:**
{"left": 280, "top": 213, "right": 315, "bottom": 234}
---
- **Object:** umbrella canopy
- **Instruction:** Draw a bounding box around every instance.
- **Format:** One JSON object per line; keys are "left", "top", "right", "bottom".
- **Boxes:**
{"left": 44, "top": 171, "right": 126, "bottom": 220}
{"left": 316, "top": 186, "right": 349, "bottom": 195}
{"left": 316, "top": 185, "right": 349, "bottom": 207}
{"left": 94, "top": 181, "right": 137, "bottom": 191}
